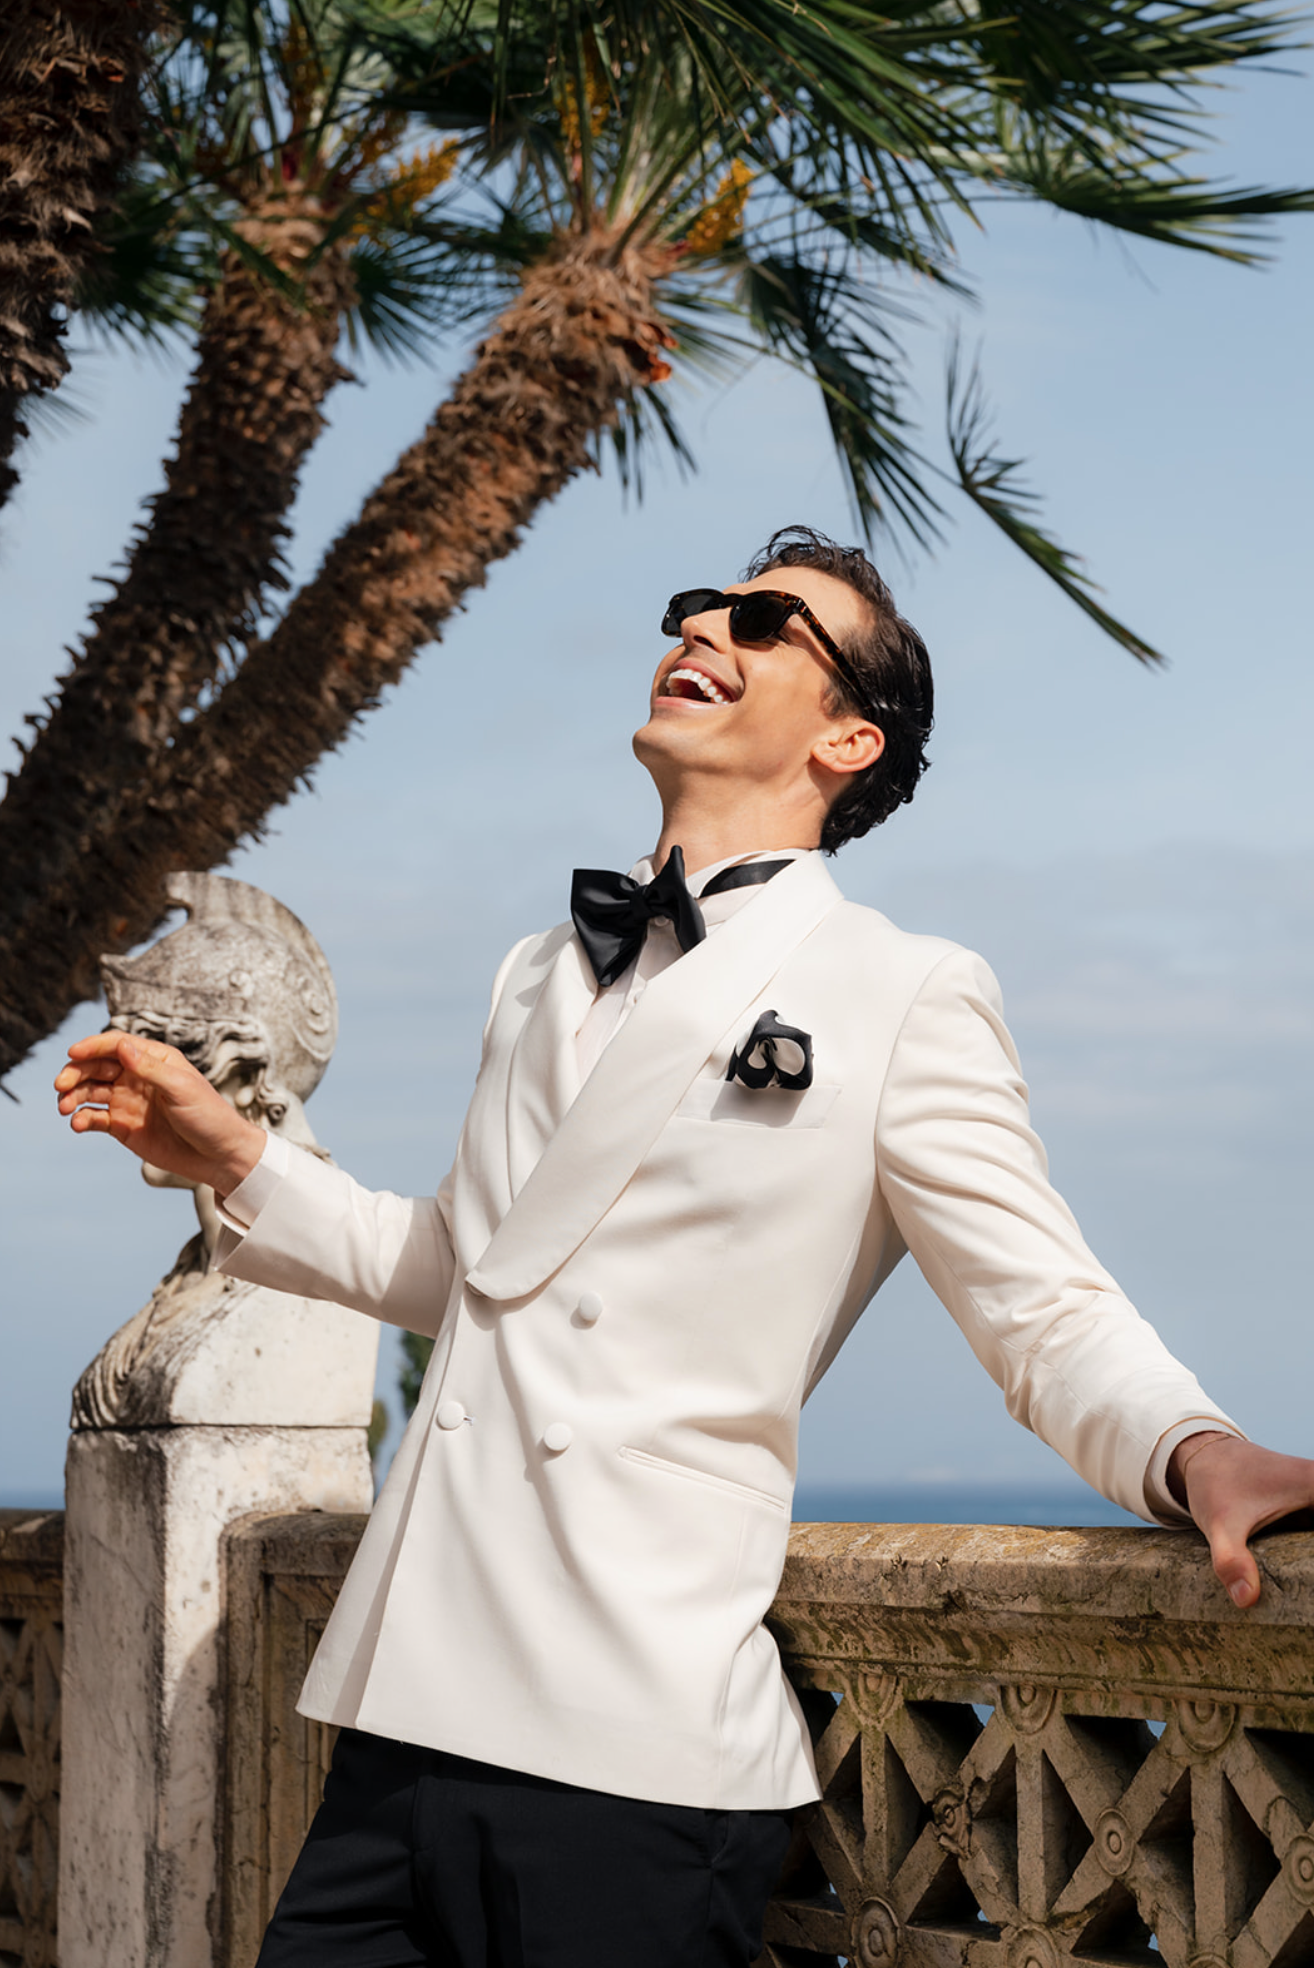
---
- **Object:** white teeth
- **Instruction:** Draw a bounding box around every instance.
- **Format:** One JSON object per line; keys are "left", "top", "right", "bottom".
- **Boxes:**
{"left": 668, "top": 666, "right": 732, "bottom": 705}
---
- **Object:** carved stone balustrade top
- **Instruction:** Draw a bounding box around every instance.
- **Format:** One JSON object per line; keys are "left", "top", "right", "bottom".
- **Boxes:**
{"left": 767, "top": 1521, "right": 1314, "bottom": 1968}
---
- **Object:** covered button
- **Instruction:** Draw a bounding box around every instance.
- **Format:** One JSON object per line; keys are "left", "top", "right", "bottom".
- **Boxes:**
{"left": 542, "top": 1422, "right": 573, "bottom": 1454}
{"left": 436, "top": 1400, "right": 467, "bottom": 1431}
{"left": 575, "top": 1291, "right": 603, "bottom": 1326}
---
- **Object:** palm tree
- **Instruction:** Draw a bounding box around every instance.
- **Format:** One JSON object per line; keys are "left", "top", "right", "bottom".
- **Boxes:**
{"left": 1, "top": 0, "right": 1309, "bottom": 1078}
{"left": 0, "top": 0, "right": 160, "bottom": 508}
{"left": 0, "top": 0, "right": 505, "bottom": 1059}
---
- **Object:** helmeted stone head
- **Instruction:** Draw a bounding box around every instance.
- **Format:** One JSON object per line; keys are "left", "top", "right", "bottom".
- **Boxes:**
{"left": 100, "top": 872, "right": 337, "bottom": 1129}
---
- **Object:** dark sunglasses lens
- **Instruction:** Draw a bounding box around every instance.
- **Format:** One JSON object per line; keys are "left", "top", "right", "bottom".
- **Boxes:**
{"left": 729, "top": 594, "right": 792, "bottom": 643}
{"left": 661, "top": 589, "right": 724, "bottom": 637}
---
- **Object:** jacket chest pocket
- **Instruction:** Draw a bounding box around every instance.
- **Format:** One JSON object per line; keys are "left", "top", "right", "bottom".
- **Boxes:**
{"left": 675, "top": 1080, "right": 840, "bottom": 1130}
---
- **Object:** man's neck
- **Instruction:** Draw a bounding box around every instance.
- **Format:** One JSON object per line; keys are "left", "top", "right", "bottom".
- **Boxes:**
{"left": 652, "top": 813, "right": 818, "bottom": 880}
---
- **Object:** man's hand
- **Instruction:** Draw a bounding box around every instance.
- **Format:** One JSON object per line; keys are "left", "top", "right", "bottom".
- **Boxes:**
{"left": 54, "top": 1031, "right": 266, "bottom": 1197}
{"left": 1170, "top": 1432, "right": 1314, "bottom": 1608}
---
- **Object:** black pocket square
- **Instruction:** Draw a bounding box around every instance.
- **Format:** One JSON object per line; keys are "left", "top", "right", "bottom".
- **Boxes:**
{"left": 726, "top": 1010, "right": 814, "bottom": 1091}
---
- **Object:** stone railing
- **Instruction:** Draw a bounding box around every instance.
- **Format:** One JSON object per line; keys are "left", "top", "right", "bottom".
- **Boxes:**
{"left": 0, "top": 1510, "right": 63, "bottom": 1968}
{"left": 7, "top": 1509, "right": 1314, "bottom": 1966}
{"left": 223, "top": 1513, "right": 1314, "bottom": 1968}
{"left": 767, "top": 1522, "right": 1314, "bottom": 1968}
{"left": 222, "top": 1512, "right": 368, "bottom": 1967}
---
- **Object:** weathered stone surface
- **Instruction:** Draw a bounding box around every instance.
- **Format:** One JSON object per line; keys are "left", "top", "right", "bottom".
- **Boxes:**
{"left": 72, "top": 1269, "right": 378, "bottom": 1432}
{"left": 72, "top": 870, "right": 358, "bottom": 1434}
{"left": 61, "top": 1433, "right": 371, "bottom": 1968}
{"left": 58, "top": 875, "right": 379, "bottom": 1968}
{"left": 769, "top": 1522, "right": 1314, "bottom": 1720}
{"left": 217, "top": 1514, "right": 1314, "bottom": 1968}
{"left": 762, "top": 1522, "right": 1314, "bottom": 1968}
{"left": 222, "top": 1511, "right": 372, "bottom": 1964}
{"left": 0, "top": 1511, "right": 63, "bottom": 1968}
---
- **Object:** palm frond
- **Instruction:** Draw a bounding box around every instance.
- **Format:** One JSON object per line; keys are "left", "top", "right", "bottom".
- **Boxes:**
{"left": 961, "top": 0, "right": 1310, "bottom": 106}
{"left": 989, "top": 142, "right": 1314, "bottom": 260}
{"left": 602, "top": 377, "right": 698, "bottom": 500}
{"left": 75, "top": 174, "right": 213, "bottom": 344}
{"left": 946, "top": 338, "right": 1163, "bottom": 664}
{"left": 740, "top": 254, "right": 947, "bottom": 549}
{"left": 346, "top": 219, "right": 523, "bottom": 352}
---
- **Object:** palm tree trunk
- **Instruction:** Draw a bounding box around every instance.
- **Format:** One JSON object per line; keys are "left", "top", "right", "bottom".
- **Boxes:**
{"left": 0, "top": 231, "right": 674, "bottom": 1077}
{"left": 0, "top": 192, "right": 355, "bottom": 1017}
{"left": 0, "top": 0, "right": 159, "bottom": 508}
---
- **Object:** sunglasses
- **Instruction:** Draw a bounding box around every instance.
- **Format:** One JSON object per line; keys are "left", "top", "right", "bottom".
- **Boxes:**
{"left": 661, "top": 587, "right": 870, "bottom": 711}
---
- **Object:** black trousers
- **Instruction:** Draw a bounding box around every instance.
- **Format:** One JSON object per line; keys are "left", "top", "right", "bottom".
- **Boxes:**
{"left": 256, "top": 1728, "right": 793, "bottom": 1968}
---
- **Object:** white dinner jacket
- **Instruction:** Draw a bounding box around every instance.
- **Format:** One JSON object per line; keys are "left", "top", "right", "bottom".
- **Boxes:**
{"left": 217, "top": 852, "right": 1234, "bottom": 1810}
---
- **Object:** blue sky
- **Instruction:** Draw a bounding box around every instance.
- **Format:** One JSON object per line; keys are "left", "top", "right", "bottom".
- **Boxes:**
{"left": 2, "top": 61, "right": 1310, "bottom": 1503}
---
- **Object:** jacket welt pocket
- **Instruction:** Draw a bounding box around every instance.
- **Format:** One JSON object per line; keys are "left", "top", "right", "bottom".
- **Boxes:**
{"left": 675, "top": 1081, "right": 840, "bottom": 1129}
{"left": 619, "top": 1444, "right": 788, "bottom": 1514}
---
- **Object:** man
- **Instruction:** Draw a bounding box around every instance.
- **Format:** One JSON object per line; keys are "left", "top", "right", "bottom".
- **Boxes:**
{"left": 56, "top": 527, "right": 1314, "bottom": 1968}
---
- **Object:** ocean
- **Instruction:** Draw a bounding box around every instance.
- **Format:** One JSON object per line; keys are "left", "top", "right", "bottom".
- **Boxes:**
{"left": 4, "top": 1481, "right": 1144, "bottom": 1527}
{"left": 792, "top": 1481, "right": 1142, "bottom": 1528}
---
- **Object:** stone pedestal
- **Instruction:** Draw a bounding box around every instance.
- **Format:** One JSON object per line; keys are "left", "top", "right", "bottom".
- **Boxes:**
{"left": 57, "top": 869, "right": 381, "bottom": 1966}
{"left": 58, "top": 1281, "right": 377, "bottom": 1968}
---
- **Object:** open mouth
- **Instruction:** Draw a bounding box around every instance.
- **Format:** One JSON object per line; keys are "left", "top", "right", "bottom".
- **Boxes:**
{"left": 661, "top": 665, "right": 737, "bottom": 706}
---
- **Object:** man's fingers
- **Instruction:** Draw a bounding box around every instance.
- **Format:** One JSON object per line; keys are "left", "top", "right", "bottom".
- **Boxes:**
{"left": 58, "top": 1088, "right": 107, "bottom": 1116}
{"left": 69, "top": 1106, "right": 114, "bottom": 1134}
{"left": 1179, "top": 1437, "right": 1314, "bottom": 1614}
{"left": 64, "top": 1030, "right": 136, "bottom": 1064}
{"left": 56, "top": 1062, "right": 121, "bottom": 1106}
{"left": 62, "top": 1031, "right": 175, "bottom": 1079}
{"left": 55, "top": 1060, "right": 116, "bottom": 1093}
{"left": 1207, "top": 1523, "right": 1262, "bottom": 1608}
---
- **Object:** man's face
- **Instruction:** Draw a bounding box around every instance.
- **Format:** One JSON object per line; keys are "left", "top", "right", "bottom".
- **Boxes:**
{"left": 633, "top": 566, "right": 868, "bottom": 794}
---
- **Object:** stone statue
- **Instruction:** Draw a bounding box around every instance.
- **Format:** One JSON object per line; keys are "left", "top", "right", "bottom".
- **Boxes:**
{"left": 61, "top": 874, "right": 377, "bottom": 1967}
{"left": 70, "top": 871, "right": 369, "bottom": 1430}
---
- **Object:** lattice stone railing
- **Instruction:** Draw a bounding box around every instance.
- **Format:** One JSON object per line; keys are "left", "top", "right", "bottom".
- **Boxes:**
{"left": 7, "top": 1506, "right": 1311, "bottom": 1966}
{"left": 765, "top": 1522, "right": 1314, "bottom": 1968}
{"left": 0, "top": 1511, "right": 62, "bottom": 1968}
{"left": 223, "top": 1513, "right": 1314, "bottom": 1968}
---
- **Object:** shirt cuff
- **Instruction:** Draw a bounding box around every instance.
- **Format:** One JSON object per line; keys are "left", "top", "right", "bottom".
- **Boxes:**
{"left": 216, "top": 1130, "right": 291, "bottom": 1230}
{"left": 1143, "top": 1415, "right": 1247, "bottom": 1526}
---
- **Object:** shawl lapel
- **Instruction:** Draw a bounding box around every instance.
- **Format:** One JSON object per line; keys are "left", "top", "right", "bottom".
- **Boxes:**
{"left": 466, "top": 853, "right": 842, "bottom": 1303}
{"left": 500, "top": 925, "right": 595, "bottom": 1198}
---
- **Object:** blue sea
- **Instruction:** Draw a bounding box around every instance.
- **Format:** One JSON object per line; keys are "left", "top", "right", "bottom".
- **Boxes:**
{"left": 792, "top": 1481, "right": 1141, "bottom": 1528}
{"left": 5, "top": 1481, "right": 1143, "bottom": 1526}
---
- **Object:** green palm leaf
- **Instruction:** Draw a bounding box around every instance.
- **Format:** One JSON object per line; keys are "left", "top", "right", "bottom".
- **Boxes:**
{"left": 946, "top": 338, "right": 1163, "bottom": 664}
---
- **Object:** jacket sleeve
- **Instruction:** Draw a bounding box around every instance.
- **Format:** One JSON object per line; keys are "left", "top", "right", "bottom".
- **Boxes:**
{"left": 874, "top": 944, "right": 1239, "bottom": 1521}
{"left": 215, "top": 1148, "right": 458, "bottom": 1336}
{"left": 212, "top": 933, "right": 534, "bottom": 1337}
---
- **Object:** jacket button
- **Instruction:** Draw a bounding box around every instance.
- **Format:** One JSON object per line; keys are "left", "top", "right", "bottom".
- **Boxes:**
{"left": 543, "top": 1422, "right": 573, "bottom": 1454}
{"left": 575, "top": 1292, "right": 603, "bottom": 1326}
{"left": 436, "top": 1400, "right": 467, "bottom": 1430}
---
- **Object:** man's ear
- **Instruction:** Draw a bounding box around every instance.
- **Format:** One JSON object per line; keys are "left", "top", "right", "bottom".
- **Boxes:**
{"left": 811, "top": 720, "right": 884, "bottom": 781}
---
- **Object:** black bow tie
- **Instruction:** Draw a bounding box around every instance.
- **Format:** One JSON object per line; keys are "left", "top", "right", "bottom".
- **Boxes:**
{"left": 570, "top": 848, "right": 792, "bottom": 988}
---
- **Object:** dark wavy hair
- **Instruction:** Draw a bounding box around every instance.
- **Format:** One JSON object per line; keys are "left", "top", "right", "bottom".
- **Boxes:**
{"left": 743, "top": 526, "right": 933, "bottom": 852}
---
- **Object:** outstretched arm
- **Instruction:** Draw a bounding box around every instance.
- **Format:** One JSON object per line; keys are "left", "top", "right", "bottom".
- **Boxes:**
{"left": 55, "top": 1030, "right": 265, "bottom": 1196}
{"left": 1169, "top": 1432, "right": 1314, "bottom": 1608}
{"left": 873, "top": 946, "right": 1312, "bottom": 1607}
{"left": 57, "top": 1026, "right": 457, "bottom": 1335}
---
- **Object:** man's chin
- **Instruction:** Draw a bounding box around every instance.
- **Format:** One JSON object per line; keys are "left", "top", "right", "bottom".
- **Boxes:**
{"left": 633, "top": 711, "right": 699, "bottom": 761}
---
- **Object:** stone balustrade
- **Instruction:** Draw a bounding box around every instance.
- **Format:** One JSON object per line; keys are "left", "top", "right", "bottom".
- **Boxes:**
{"left": 766, "top": 1522, "right": 1314, "bottom": 1968}
{"left": 0, "top": 1510, "right": 63, "bottom": 1968}
{"left": 5, "top": 1509, "right": 1314, "bottom": 1966}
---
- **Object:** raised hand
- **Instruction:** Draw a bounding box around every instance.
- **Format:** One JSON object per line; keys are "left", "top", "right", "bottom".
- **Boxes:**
{"left": 54, "top": 1031, "right": 266, "bottom": 1197}
{"left": 1171, "top": 1432, "right": 1314, "bottom": 1608}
